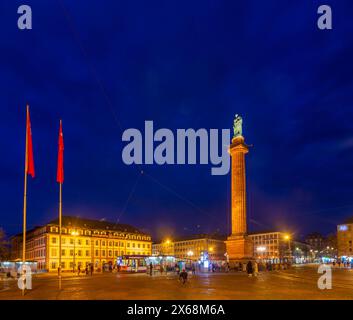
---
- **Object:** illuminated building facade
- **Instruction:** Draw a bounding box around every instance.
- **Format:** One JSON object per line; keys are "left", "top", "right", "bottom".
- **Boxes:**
{"left": 249, "top": 232, "right": 290, "bottom": 262}
{"left": 249, "top": 231, "right": 312, "bottom": 263}
{"left": 337, "top": 220, "right": 353, "bottom": 259}
{"left": 305, "top": 232, "right": 325, "bottom": 251}
{"left": 152, "top": 234, "right": 226, "bottom": 262}
{"left": 10, "top": 216, "right": 152, "bottom": 271}
{"left": 304, "top": 232, "right": 337, "bottom": 260}
{"left": 152, "top": 240, "right": 174, "bottom": 256}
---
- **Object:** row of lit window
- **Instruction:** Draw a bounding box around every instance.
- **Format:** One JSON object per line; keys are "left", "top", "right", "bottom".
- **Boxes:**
{"left": 51, "top": 248, "right": 150, "bottom": 257}
{"left": 52, "top": 237, "right": 90, "bottom": 245}
{"left": 174, "top": 240, "right": 221, "bottom": 246}
{"left": 50, "top": 227, "right": 151, "bottom": 241}
{"left": 50, "top": 261, "right": 89, "bottom": 269}
{"left": 175, "top": 248, "right": 206, "bottom": 252}
{"left": 26, "top": 249, "right": 45, "bottom": 259}
{"left": 254, "top": 241, "right": 279, "bottom": 245}
{"left": 256, "top": 252, "right": 279, "bottom": 256}
{"left": 250, "top": 234, "right": 280, "bottom": 240}
{"left": 27, "top": 237, "right": 45, "bottom": 248}
{"left": 51, "top": 237, "right": 150, "bottom": 249}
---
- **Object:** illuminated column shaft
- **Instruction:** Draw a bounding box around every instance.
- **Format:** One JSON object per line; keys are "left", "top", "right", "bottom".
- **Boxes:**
{"left": 230, "top": 137, "right": 248, "bottom": 236}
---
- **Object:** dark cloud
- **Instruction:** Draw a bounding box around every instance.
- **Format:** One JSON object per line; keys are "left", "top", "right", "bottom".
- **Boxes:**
{"left": 0, "top": 1, "right": 353, "bottom": 238}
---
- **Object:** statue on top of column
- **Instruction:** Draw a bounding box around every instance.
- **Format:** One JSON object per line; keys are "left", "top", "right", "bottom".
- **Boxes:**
{"left": 233, "top": 114, "right": 243, "bottom": 138}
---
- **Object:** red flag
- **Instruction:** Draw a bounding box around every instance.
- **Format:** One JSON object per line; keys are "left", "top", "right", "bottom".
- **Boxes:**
{"left": 26, "top": 105, "right": 35, "bottom": 178}
{"left": 57, "top": 120, "right": 64, "bottom": 183}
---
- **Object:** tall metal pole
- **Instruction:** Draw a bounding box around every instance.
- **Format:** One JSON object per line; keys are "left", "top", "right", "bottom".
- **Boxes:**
{"left": 59, "top": 183, "right": 62, "bottom": 288}
{"left": 73, "top": 237, "right": 76, "bottom": 273}
{"left": 22, "top": 106, "right": 29, "bottom": 296}
{"left": 288, "top": 239, "right": 292, "bottom": 263}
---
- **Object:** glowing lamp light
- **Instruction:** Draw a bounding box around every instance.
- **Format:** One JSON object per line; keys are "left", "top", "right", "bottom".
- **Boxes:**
{"left": 187, "top": 250, "right": 194, "bottom": 257}
{"left": 256, "top": 246, "right": 266, "bottom": 252}
{"left": 339, "top": 225, "right": 348, "bottom": 231}
{"left": 71, "top": 231, "right": 79, "bottom": 236}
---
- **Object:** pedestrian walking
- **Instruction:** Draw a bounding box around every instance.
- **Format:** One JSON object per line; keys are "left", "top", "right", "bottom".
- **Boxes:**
{"left": 179, "top": 269, "right": 188, "bottom": 285}
{"left": 246, "top": 261, "right": 253, "bottom": 277}
{"left": 176, "top": 264, "right": 180, "bottom": 275}
{"left": 149, "top": 262, "right": 153, "bottom": 276}
{"left": 90, "top": 264, "right": 93, "bottom": 276}
{"left": 77, "top": 265, "right": 81, "bottom": 276}
{"left": 253, "top": 261, "right": 258, "bottom": 277}
{"left": 192, "top": 264, "right": 196, "bottom": 275}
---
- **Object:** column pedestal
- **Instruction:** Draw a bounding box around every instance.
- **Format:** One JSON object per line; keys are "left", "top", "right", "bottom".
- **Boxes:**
{"left": 225, "top": 235, "right": 253, "bottom": 262}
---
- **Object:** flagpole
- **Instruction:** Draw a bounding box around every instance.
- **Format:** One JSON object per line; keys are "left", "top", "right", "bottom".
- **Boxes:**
{"left": 58, "top": 119, "right": 63, "bottom": 290}
{"left": 22, "top": 106, "right": 29, "bottom": 296}
{"left": 59, "top": 182, "right": 62, "bottom": 288}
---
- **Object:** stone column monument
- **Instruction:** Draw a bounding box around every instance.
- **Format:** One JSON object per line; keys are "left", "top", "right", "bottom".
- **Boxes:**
{"left": 225, "top": 115, "right": 254, "bottom": 262}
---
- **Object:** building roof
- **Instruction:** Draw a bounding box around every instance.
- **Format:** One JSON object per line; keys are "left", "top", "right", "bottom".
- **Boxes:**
{"left": 305, "top": 232, "right": 324, "bottom": 239}
{"left": 48, "top": 216, "right": 147, "bottom": 235}
{"left": 11, "top": 226, "right": 43, "bottom": 239}
{"left": 154, "top": 233, "right": 226, "bottom": 244}
{"left": 343, "top": 217, "right": 353, "bottom": 224}
{"left": 248, "top": 230, "right": 284, "bottom": 235}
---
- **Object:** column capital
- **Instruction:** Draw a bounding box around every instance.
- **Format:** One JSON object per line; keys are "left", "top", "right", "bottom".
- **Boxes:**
{"left": 229, "top": 136, "right": 249, "bottom": 155}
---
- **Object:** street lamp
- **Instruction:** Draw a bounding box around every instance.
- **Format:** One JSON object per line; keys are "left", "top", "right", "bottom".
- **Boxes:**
{"left": 209, "top": 246, "right": 214, "bottom": 260}
{"left": 256, "top": 246, "right": 266, "bottom": 260}
{"left": 71, "top": 231, "right": 79, "bottom": 272}
{"left": 284, "top": 234, "right": 292, "bottom": 262}
{"left": 187, "top": 250, "right": 194, "bottom": 267}
{"left": 187, "top": 250, "right": 194, "bottom": 257}
{"left": 162, "top": 239, "right": 171, "bottom": 256}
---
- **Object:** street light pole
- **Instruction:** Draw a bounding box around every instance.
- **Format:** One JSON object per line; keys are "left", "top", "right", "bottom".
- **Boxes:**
{"left": 284, "top": 234, "right": 292, "bottom": 263}
{"left": 71, "top": 231, "right": 78, "bottom": 272}
{"left": 73, "top": 238, "right": 76, "bottom": 273}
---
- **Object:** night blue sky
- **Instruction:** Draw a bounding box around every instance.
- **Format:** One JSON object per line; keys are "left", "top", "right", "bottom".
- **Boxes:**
{"left": 1, "top": 1, "right": 353, "bottom": 240}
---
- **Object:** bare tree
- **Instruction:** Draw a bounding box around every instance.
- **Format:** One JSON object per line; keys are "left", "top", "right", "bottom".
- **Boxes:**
{"left": 0, "top": 228, "right": 9, "bottom": 261}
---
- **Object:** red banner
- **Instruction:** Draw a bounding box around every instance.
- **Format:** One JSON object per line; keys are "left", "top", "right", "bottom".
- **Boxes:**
{"left": 26, "top": 106, "right": 35, "bottom": 178}
{"left": 57, "top": 120, "right": 64, "bottom": 183}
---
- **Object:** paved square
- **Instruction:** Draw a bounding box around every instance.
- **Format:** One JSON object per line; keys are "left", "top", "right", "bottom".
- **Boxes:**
{"left": 1, "top": 265, "right": 352, "bottom": 300}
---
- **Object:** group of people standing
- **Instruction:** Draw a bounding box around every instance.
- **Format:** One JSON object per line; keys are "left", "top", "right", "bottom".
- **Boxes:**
{"left": 232, "top": 260, "right": 291, "bottom": 273}
{"left": 76, "top": 263, "right": 94, "bottom": 276}
{"left": 245, "top": 261, "right": 258, "bottom": 277}
{"left": 332, "top": 260, "right": 353, "bottom": 268}
{"left": 232, "top": 260, "right": 291, "bottom": 277}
